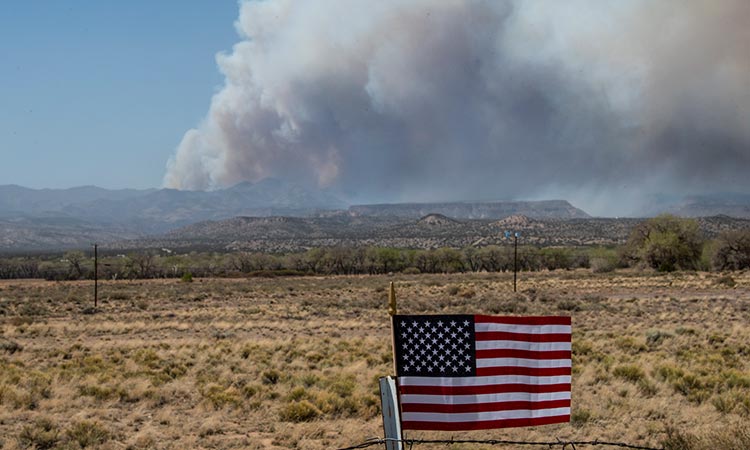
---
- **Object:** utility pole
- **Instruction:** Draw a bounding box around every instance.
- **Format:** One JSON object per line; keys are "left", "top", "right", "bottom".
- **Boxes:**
{"left": 93, "top": 243, "right": 98, "bottom": 308}
{"left": 513, "top": 232, "right": 518, "bottom": 293}
{"left": 505, "top": 231, "right": 520, "bottom": 292}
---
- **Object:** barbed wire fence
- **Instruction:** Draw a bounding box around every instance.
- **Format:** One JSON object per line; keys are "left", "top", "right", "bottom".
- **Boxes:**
{"left": 337, "top": 437, "right": 664, "bottom": 450}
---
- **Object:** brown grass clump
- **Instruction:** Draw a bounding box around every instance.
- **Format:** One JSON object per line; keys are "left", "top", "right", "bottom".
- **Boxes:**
{"left": 0, "top": 271, "right": 749, "bottom": 448}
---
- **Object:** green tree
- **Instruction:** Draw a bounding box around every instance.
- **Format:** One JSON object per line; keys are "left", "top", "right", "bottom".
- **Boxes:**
{"left": 711, "top": 230, "right": 750, "bottom": 271}
{"left": 63, "top": 251, "right": 86, "bottom": 279}
{"left": 623, "top": 215, "right": 703, "bottom": 272}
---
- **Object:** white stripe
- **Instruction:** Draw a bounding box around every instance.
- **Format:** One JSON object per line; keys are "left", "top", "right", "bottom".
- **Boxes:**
{"left": 476, "top": 358, "right": 571, "bottom": 369}
{"left": 402, "top": 407, "right": 571, "bottom": 423}
{"left": 475, "top": 323, "right": 571, "bottom": 334}
{"left": 476, "top": 341, "right": 571, "bottom": 351}
{"left": 401, "top": 391, "right": 571, "bottom": 405}
{"left": 399, "top": 375, "right": 571, "bottom": 387}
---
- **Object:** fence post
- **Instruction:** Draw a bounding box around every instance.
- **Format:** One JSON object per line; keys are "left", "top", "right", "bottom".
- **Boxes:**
{"left": 379, "top": 376, "right": 403, "bottom": 450}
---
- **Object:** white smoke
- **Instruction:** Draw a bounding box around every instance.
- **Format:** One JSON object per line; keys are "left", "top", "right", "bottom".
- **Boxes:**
{"left": 164, "top": 0, "right": 750, "bottom": 215}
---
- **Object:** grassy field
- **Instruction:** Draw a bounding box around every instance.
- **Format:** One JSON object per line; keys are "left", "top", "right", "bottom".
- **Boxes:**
{"left": 1, "top": 270, "right": 749, "bottom": 449}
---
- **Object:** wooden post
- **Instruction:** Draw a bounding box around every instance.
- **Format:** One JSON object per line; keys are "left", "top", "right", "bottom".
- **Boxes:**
{"left": 380, "top": 376, "right": 403, "bottom": 450}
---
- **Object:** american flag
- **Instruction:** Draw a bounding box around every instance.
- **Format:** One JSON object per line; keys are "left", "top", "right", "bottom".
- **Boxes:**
{"left": 393, "top": 314, "right": 571, "bottom": 431}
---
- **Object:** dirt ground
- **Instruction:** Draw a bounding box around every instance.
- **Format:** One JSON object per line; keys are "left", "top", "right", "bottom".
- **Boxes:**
{"left": 1, "top": 270, "right": 749, "bottom": 449}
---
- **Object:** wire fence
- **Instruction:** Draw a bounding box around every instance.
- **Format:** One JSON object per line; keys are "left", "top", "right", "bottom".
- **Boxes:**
{"left": 337, "top": 437, "right": 664, "bottom": 450}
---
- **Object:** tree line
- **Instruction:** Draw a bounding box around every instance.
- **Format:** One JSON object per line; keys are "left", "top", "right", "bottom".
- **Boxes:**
{"left": 0, "top": 215, "right": 748, "bottom": 280}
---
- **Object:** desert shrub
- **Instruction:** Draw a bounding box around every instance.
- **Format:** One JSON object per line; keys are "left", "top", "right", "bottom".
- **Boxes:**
{"left": 646, "top": 330, "right": 672, "bottom": 347}
{"left": 18, "top": 417, "right": 60, "bottom": 449}
{"left": 570, "top": 408, "right": 592, "bottom": 427}
{"left": 715, "top": 275, "right": 736, "bottom": 287}
{"left": 65, "top": 421, "right": 110, "bottom": 448}
{"left": 622, "top": 215, "right": 703, "bottom": 271}
{"left": 711, "top": 230, "right": 750, "bottom": 270}
{"left": 613, "top": 365, "right": 646, "bottom": 383}
{"left": 401, "top": 267, "right": 421, "bottom": 274}
{"left": 0, "top": 339, "right": 22, "bottom": 354}
{"left": 279, "top": 400, "right": 321, "bottom": 422}
{"left": 262, "top": 369, "right": 281, "bottom": 385}
{"left": 181, "top": 272, "right": 193, "bottom": 282}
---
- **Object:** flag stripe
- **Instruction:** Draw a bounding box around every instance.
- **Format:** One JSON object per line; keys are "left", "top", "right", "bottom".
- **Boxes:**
{"left": 399, "top": 382, "right": 571, "bottom": 396}
{"left": 475, "top": 315, "right": 571, "bottom": 326}
{"left": 475, "top": 331, "right": 571, "bottom": 342}
{"left": 476, "top": 366, "right": 571, "bottom": 377}
{"left": 476, "top": 358, "right": 571, "bottom": 368}
{"left": 402, "top": 414, "right": 571, "bottom": 431}
{"left": 402, "top": 407, "right": 571, "bottom": 423}
{"left": 402, "top": 399, "right": 571, "bottom": 414}
{"left": 476, "top": 341, "right": 571, "bottom": 351}
{"left": 477, "top": 349, "right": 572, "bottom": 360}
{"left": 399, "top": 375, "right": 571, "bottom": 387}
{"left": 475, "top": 323, "right": 572, "bottom": 334}
{"left": 400, "top": 391, "right": 571, "bottom": 405}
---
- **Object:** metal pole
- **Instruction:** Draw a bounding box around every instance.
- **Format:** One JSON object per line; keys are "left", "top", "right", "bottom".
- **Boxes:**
{"left": 513, "top": 234, "right": 518, "bottom": 293}
{"left": 94, "top": 243, "right": 98, "bottom": 308}
{"left": 380, "top": 376, "right": 404, "bottom": 450}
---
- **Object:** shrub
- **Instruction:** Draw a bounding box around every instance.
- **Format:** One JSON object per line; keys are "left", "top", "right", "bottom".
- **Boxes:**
{"left": 613, "top": 365, "right": 646, "bottom": 383}
{"left": 18, "top": 417, "right": 60, "bottom": 450}
{"left": 570, "top": 408, "right": 592, "bottom": 427}
{"left": 279, "top": 400, "right": 321, "bottom": 422}
{"left": 622, "top": 215, "right": 703, "bottom": 271}
{"left": 181, "top": 272, "right": 194, "bottom": 283}
{"left": 712, "top": 230, "right": 750, "bottom": 270}
{"left": 65, "top": 421, "right": 110, "bottom": 448}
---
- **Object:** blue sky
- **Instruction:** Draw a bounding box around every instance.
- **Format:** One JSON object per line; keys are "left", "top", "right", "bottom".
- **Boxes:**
{"left": 0, "top": 1, "right": 239, "bottom": 189}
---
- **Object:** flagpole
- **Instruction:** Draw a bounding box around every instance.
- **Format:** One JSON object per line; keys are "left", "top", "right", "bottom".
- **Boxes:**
{"left": 381, "top": 281, "right": 403, "bottom": 450}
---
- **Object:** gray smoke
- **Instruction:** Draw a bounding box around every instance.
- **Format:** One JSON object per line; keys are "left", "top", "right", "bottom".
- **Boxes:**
{"left": 163, "top": 0, "right": 750, "bottom": 216}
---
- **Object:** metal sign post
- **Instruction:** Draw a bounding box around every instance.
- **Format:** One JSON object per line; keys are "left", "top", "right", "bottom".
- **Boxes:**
{"left": 379, "top": 376, "right": 403, "bottom": 450}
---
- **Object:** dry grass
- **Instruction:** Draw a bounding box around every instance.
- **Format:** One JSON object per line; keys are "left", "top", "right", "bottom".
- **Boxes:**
{"left": 0, "top": 270, "right": 749, "bottom": 449}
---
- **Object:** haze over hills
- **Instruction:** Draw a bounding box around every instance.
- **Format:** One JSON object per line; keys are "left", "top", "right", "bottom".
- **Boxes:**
{"left": 1, "top": 181, "right": 750, "bottom": 252}
{"left": 349, "top": 200, "right": 589, "bottom": 219}
{"left": 112, "top": 214, "right": 750, "bottom": 254}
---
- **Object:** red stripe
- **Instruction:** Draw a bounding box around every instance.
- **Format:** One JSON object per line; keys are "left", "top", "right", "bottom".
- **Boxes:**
{"left": 474, "top": 315, "right": 571, "bottom": 326}
{"left": 476, "top": 349, "right": 571, "bottom": 360}
{"left": 402, "top": 414, "right": 570, "bottom": 431}
{"left": 401, "top": 399, "right": 571, "bottom": 414}
{"left": 400, "top": 383, "right": 571, "bottom": 396}
{"left": 475, "top": 331, "right": 571, "bottom": 342}
{"left": 477, "top": 366, "right": 571, "bottom": 377}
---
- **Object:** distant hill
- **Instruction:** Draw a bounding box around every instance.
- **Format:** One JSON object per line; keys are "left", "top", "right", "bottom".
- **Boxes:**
{"left": 348, "top": 200, "right": 590, "bottom": 219}
{"left": 637, "top": 193, "right": 750, "bottom": 218}
{"left": 668, "top": 194, "right": 750, "bottom": 219}
{"left": 0, "top": 179, "right": 347, "bottom": 234}
{"left": 113, "top": 214, "right": 750, "bottom": 253}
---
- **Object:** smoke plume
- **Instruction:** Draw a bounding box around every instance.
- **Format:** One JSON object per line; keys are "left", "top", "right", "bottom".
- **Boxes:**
{"left": 163, "top": 0, "right": 750, "bottom": 216}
